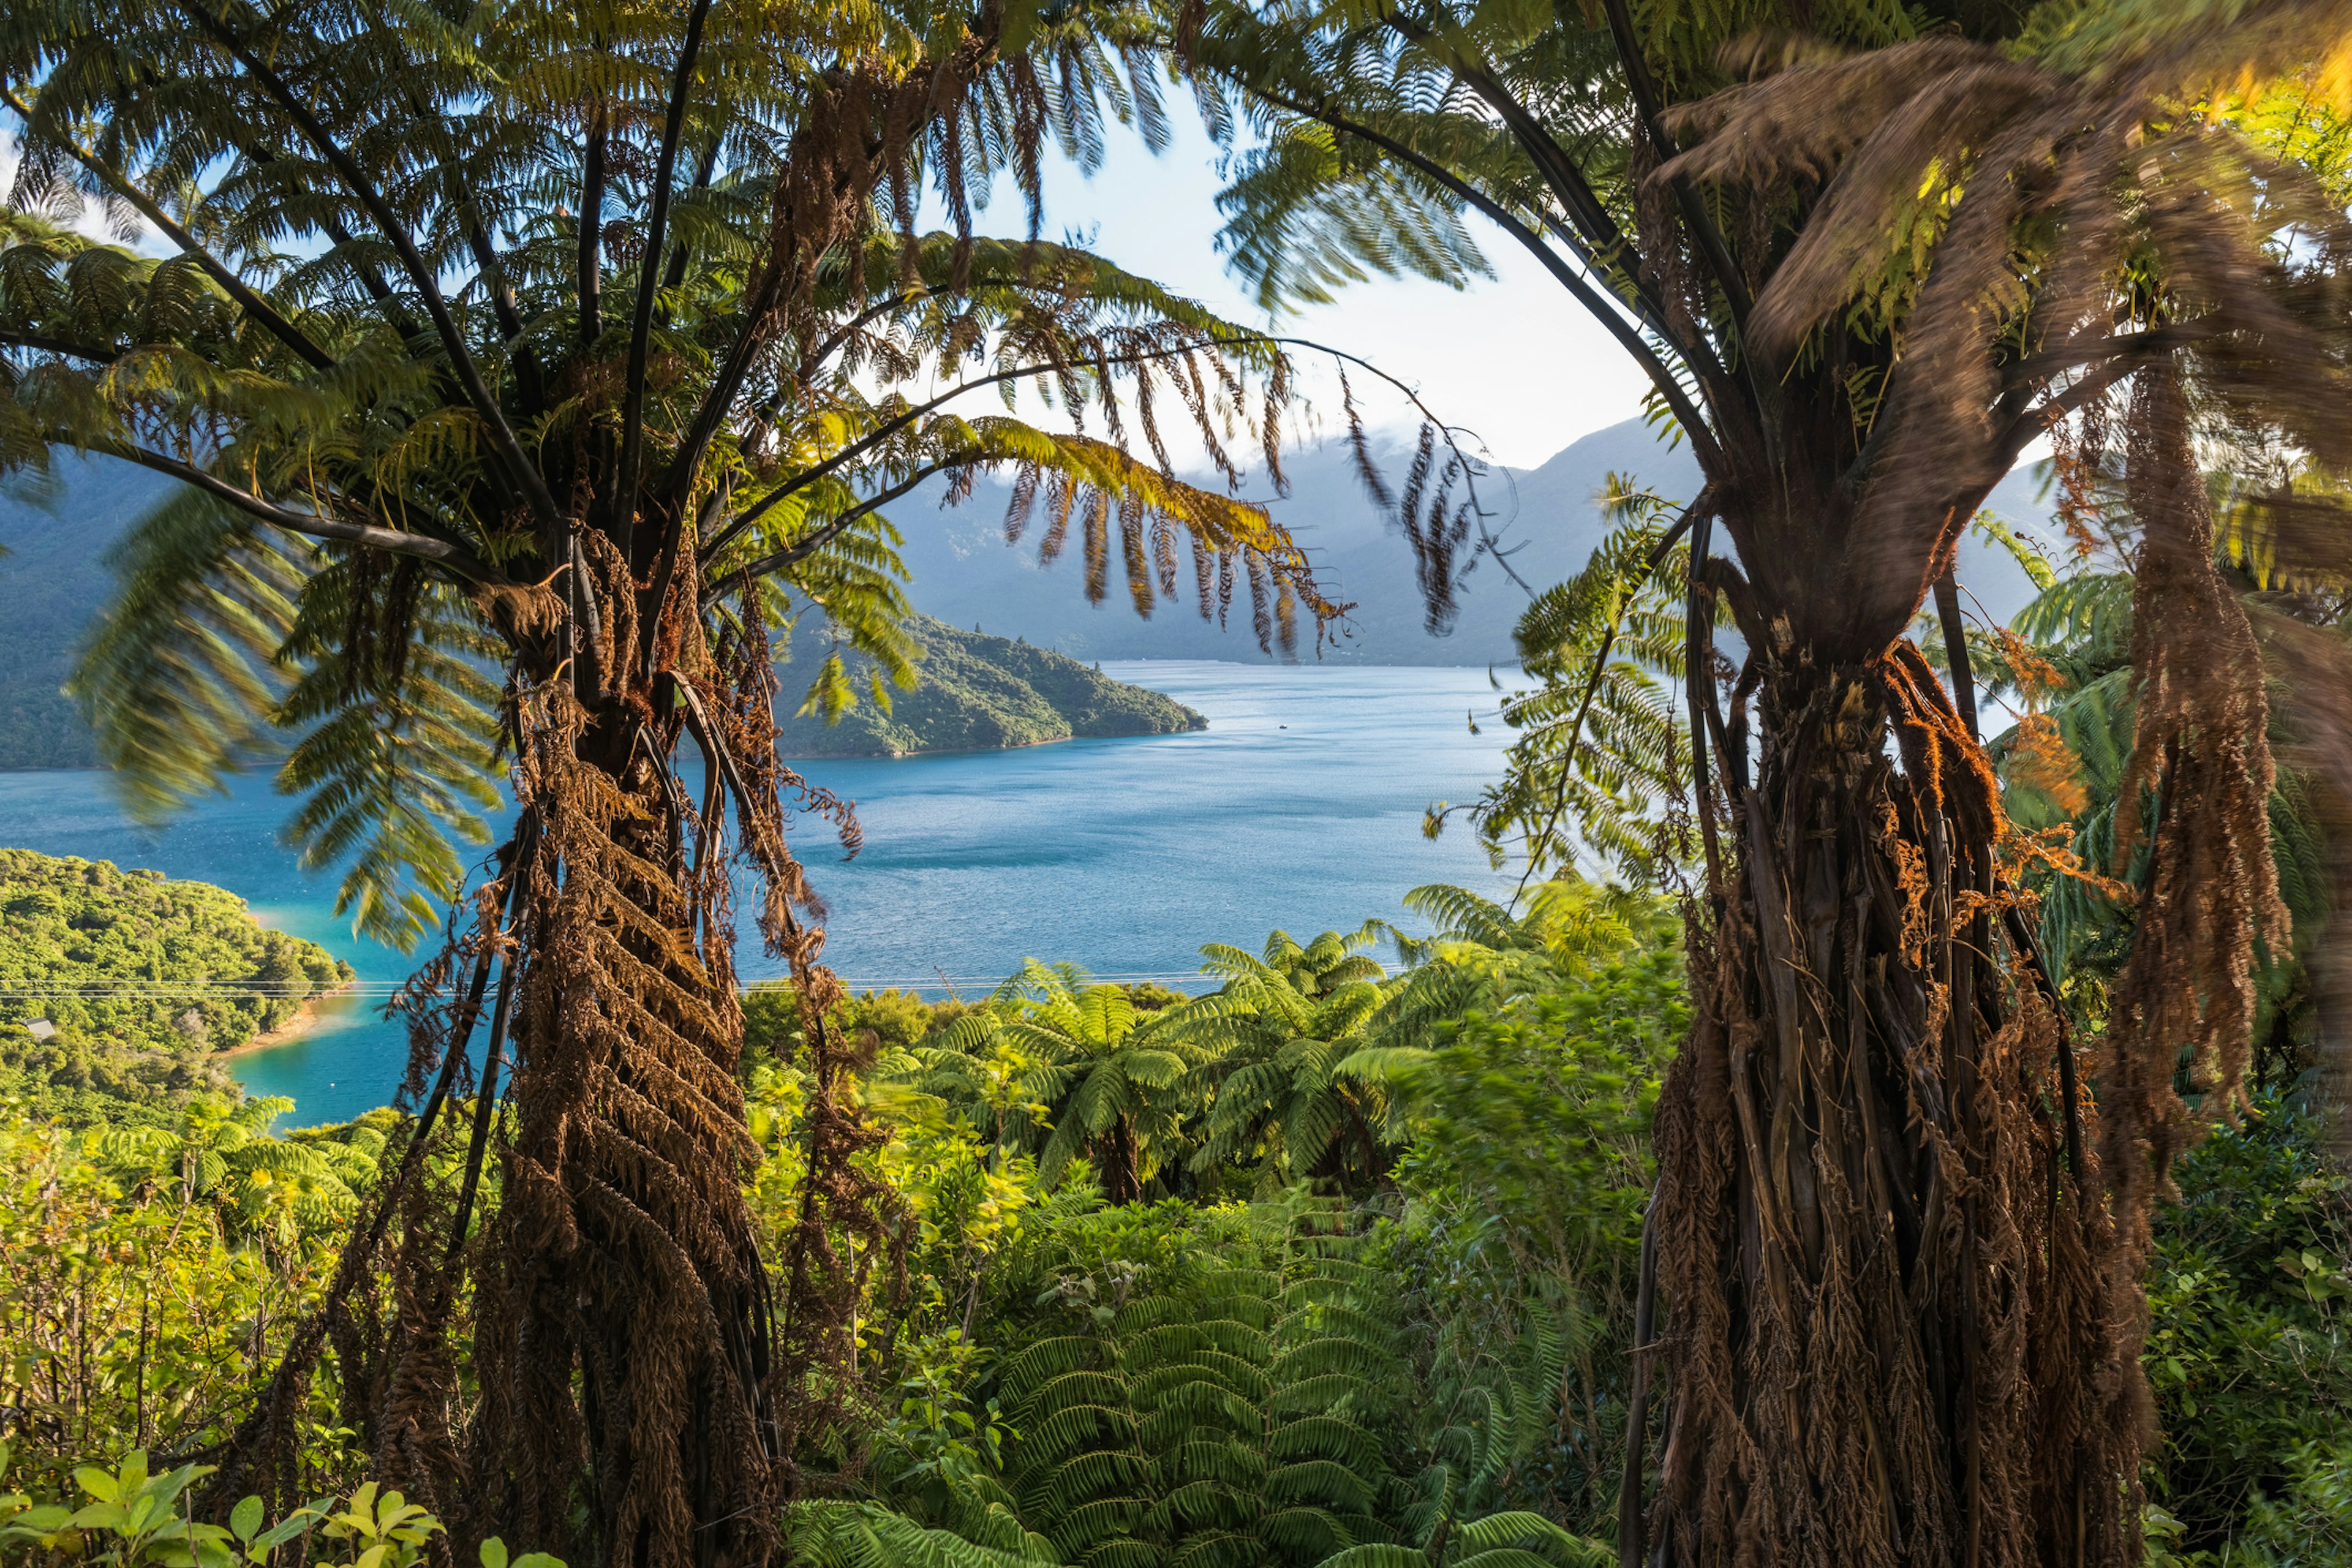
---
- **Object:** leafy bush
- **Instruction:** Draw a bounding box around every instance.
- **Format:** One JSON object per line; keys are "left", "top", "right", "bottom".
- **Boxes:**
{"left": 0, "top": 1109, "right": 366, "bottom": 1498}
{"left": 86, "top": 1098, "right": 384, "bottom": 1247}
{"left": 807, "top": 897, "right": 1683, "bottom": 1567}
{"left": 823, "top": 1183, "right": 1619, "bottom": 1568}
{"left": 986, "top": 1196, "right": 1408, "bottom": 1568}
{"left": 0, "top": 1449, "right": 562, "bottom": 1568}
{"left": 2143, "top": 1095, "right": 2352, "bottom": 1565}
{"left": 745, "top": 985, "right": 1065, "bottom": 1071}
{"left": 1362, "top": 927, "right": 1681, "bottom": 1540}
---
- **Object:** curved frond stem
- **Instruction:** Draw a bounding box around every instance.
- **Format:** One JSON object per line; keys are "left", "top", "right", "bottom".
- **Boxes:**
{"left": 704, "top": 460, "right": 962, "bottom": 606}
{"left": 1983, "top": 360, "right": 2147, "bottom": 484}
{"left": 1373, "top": 14, "right": 1702, "bottom": 369}
{"left": 717, "top": 344, "right": 1237, "bottom": 541}
{"left": 723, "top": 326, "right": 1493, "bottom": 562}
{"left": 617, "top": 0, "right": 718, "bottom": 557}
{"left": 1245, "top": 81, "right": 1720, "bottom": 472}
{"left": 176, "top": 2, "right": 562, "bottom": 535}
{"left": 92, "top": 441, "right": 502, "bottom": 584}
{"left": 1591, "top": 0, "right": 1754, "bottom": 332}
{"left": 0, "top": 328, "right": 117, "bottom": 363}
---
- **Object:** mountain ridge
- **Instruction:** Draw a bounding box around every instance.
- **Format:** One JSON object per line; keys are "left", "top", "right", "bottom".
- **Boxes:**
{"left": 880, "top": 416, "right": 2054, "bottom": 665}
{"left": 0, "top": 454, "right": 174, "bottom": 767}
{"left": 0, "top": 417, "right": 2063, "bottom": 766}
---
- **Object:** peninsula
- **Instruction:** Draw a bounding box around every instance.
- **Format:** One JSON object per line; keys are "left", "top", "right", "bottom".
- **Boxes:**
{"left": 777, "top": 614, "right": 1207, "bottom": 757}
{"left": 0, "top": 848, "right": 353, "bottom": 1126}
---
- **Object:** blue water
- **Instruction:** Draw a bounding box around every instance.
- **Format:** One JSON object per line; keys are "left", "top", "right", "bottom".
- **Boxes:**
{"left": 1, "top": 661, "right": 1517, "bottom": 1122}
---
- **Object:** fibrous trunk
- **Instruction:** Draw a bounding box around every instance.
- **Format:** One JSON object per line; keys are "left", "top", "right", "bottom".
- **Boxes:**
{"left": 1095, "top": 1119, "right": 1142, "bottom": 1205}
{"left": 1647, "top": 647, "right": 2136, "bottom": 1568}
{"left": 466, "top": 683, "right": 775, "bottom": 1568}
{"left": 211, "top": 547, "right": 884, "bottom": 1568}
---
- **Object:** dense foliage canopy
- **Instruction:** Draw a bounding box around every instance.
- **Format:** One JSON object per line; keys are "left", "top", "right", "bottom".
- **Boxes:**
{"left": 2, "top": 881, "right": 2346, "bottom": 1568}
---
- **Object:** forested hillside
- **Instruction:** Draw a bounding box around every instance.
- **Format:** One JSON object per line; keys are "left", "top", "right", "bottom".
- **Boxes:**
{"left": 0, "top": 849, "right": 352, "bottom": 1127}
{"left": 2, "top": 894, "right": 2342, "bottom": 1567}
{"left": 777, "top": 616, "right": 1205, "bottom": 755}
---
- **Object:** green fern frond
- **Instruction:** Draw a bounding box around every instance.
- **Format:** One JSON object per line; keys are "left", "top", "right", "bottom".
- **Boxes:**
{"left": 74, "top": 488, "right": 303, "bottom": 821}
{"left": 1451, "top": 1513, "right": 1608, "bottom": 1566}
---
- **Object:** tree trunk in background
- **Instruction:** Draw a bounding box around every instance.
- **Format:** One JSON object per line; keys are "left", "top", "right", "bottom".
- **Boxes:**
{"left": 1098, "top": 1121, "right": 1142, "bottom": 1205}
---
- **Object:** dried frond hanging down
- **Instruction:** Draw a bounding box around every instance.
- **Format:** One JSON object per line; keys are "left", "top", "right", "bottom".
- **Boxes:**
{"left": 1334, "top": 364, "right": 1499, "bottom": 636}
{"left": 2101, "top": 368, "right": 2288, "bottom": 1224}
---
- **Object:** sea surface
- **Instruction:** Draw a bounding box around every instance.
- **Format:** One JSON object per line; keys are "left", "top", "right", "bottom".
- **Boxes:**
{"left": 1, "top": 661, "right": 1518, "bottom": 1123}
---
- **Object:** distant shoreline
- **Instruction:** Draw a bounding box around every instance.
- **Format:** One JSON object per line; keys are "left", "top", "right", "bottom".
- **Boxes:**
{"left": 801, "top": 720, "right": 1216, "bottom": 760}
{"left": 220, "top": 981, "right": 357, "bottom": 1058}
{"left": 829, "top": 731, "right": 1083, "bottom": 760}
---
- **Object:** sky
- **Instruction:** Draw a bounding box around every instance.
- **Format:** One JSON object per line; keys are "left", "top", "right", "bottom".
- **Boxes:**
{"left": 1004, "top": 115, "right": 1656, "bottom": 472}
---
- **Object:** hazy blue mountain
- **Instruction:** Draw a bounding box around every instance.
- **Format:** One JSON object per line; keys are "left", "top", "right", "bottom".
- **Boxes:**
{"left": 0, "top": 419, "right": 2062, "bottom": 766}
{"left": 0, "top": 455, "right": 175, "bottom": 768}
{"left": 887, "top": 416, "right": 2054, "bottom": 665}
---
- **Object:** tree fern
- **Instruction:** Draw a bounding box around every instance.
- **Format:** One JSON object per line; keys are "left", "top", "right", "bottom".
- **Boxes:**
{"left": 1, "top": 1, "right": 1373, "bottom": 1553}
{"left": 1351, "top": 879, "right": 1664, "bottom": 1087}
{"left": 1440, "top": 482, "right": 1697, "bottom": 888}
{"left": 905, "top": 963, "right": 1223, "bottom": 1202}
{"left": 1169, "top": 5, "right": 2352, "bottom": 1545}
{"left": 1173, "top": 930, "right": 1402, "bottom": 1195}
{"left": 84, "top": 1092, "right": 379, "bottom": 1245}
{"left": 3, "top": 118, "right": 1334, "bottom": 956}
{"left": 987, "top": 1200, "right": 1406, "bottom": 1568}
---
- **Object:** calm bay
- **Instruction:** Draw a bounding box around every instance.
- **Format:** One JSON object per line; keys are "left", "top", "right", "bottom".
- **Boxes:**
{"left": 0, "top": 661, "right": 1517, "bottom": 1123}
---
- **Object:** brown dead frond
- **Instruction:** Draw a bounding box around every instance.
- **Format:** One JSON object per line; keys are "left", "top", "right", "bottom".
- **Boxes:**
{"left": 2103, "top": 369, "right": 2288, "bottom": 1191}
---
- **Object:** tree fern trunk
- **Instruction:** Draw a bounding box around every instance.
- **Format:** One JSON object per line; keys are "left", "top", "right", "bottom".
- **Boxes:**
{"left": 1098, "top": 1119, "right": 1142, "bottom": 1205}
{"left": 1646, "top": 654, "right": 2132, "bottom": 1568}
{"left": 462, "top": 680, "right": 780, "bottom": 1568}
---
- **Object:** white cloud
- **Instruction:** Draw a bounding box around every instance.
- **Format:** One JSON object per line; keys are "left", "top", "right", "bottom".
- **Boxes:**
{"left": 0, "top": 129, "right": 165, "bottom": 249}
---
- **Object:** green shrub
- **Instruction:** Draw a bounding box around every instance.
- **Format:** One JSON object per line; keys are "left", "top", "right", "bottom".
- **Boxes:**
{"left": 0, "top": 1449, "right": 564, "bottom": 1568}
{"left": 2143, "top": 1095, "right": 2352, "bottom": 1564}
{"left": 0, "top": 1107, "right": 371, "bottom": 1496}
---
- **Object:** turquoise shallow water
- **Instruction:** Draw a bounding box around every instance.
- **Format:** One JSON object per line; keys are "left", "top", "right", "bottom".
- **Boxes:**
{"left": 1, "top": 660, "right": 1517, "bottom": 1123}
